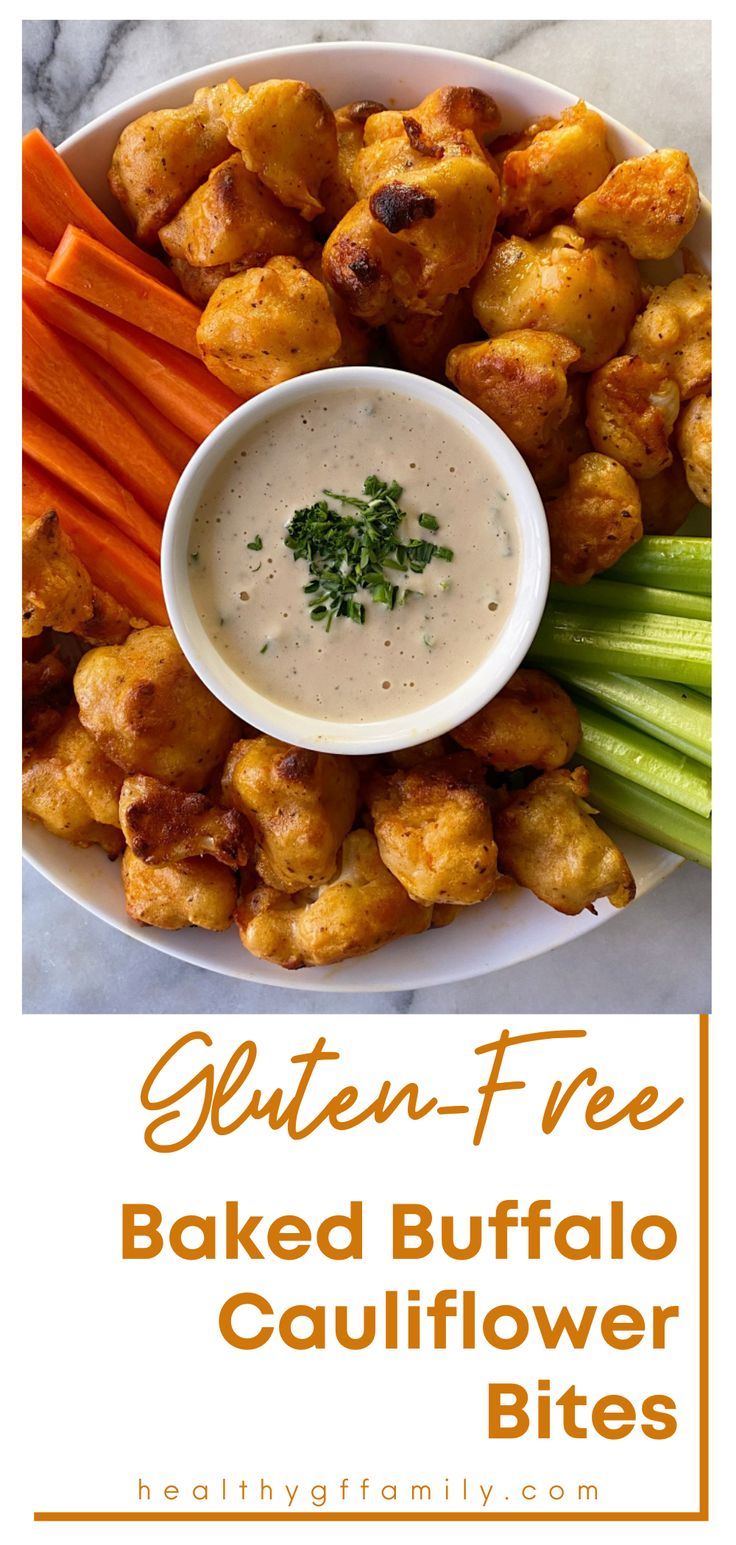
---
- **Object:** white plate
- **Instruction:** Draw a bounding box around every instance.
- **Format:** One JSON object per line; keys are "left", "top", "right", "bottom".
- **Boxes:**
{"left": 24, "top": 41, "right": 710, "bottom": 992}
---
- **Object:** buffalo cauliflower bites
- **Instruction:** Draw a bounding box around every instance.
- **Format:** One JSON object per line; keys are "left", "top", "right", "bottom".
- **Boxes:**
{"left": 495, "top": 766, "right": 636, "bottom": 915}
{"left": 387, "top": 289, "right": 479, "bottom": 378}
{"left": 108, "top": 84, "right": 233, "bottom": 245}
{"left": 585, "top": 355, "right": 680, "bottom": 479}
{"left": 221, "top": 736, "right": 358, "bottom": 893}
{"left": 318, "top": 99, "right": 387, "bottom": 230}
{"left": 472, "top": 227, "right": 641, "bottom": 372}
{"left": 74, "top": 626, "right": 238, "bottom": 790}
{"left": 23, "top": 706, "right": 125, "bottom": 855}
{"left": 219, "top": 77, "right": 338, "bottom": 219}
{"left": 452, "top": 669, "right": 581, "bottom": 772}
{"left": 545, "top": 452, "right": 643, "bottom": 585}
{"left": 446, "top": 329, "right": 580, "bottom": 456}
{"left": 236, "top": 829, "right": 431, "bottom": 969}
{"left": 574, "top": 148, "right": 699, "bottom": 261}
{"left": 637, "top": 455, "right": 694, "bottom": 534}
{"left": 366, "top": 755, "right": 498, "bottom": 906}
{"left": 677, "top": 393, "right": 712, "bottom": 506}
{"left": 23, "top": 510, "right": 94, "bottom": 637}
{"left": 119, "top": 775, "right": 253, "bottom": 869}
{"left": 626, "top": 274, "right": 711, "bottom": 400}
{"left": 197, "top": 256, "right": 342, "bottom": 396}
{"left": 122, "top": 848, "right": 237, "bottom": 930}
{"left": 498, "top": 101, "right": 614, "bottom": 237}
{"left": 159, "top": 154, "right": 315, "bottom": 269}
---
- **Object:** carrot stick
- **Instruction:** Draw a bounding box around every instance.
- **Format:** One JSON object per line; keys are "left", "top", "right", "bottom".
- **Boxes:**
{"left": 22, "top": 128, "right": 175, "bottom": 288}
{"left": 23, "top": 301, "right": 177, "bottom": 521}
{"left": 23, "top": 457, "right": 167, "bottom": 624}
{"left": 69, "top": 340, "right": 196, "bottom": 473}
{"left": 22, "top": 232, "right": 52, "bottom": 277}
{"left": 22, "top": 262, "right": 241, "bottom": 443}
{"left": 22, "top": 400, "right": 162, "bottom": 560}
{"left": 48, "top": 225, "right": 202, "bottom": 356}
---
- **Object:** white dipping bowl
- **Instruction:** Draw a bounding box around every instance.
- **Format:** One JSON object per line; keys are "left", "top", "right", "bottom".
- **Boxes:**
{"left": 162, "top": 365, "right": 550, "bottom": 754}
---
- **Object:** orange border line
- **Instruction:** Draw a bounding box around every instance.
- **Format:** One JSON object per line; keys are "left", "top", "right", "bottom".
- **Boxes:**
{"left": 34, "top": 1015, "right": 709, "bottom": 1525}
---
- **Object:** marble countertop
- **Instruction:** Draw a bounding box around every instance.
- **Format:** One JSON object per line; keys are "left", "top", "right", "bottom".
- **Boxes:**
{"left": 22, "top": 18, "right": 711, "bottom": 1016}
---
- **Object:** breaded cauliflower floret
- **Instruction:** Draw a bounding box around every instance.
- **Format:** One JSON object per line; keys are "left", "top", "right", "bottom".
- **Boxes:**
{"left": 236, "top": 829, "right": 431, "bottom": 969}
{"left": 119, "top": 774, "right": 253, "bottom": 869}
{"left": 219, "top": 77, "right": 338, "bottom": 220}
{"left": 472, "top": 227, "right": 641, "bottom": 372}
{"left": 159, "top": 154, "right": 316, "bottom": 269}
{"left": 676, "top": 394, "right": 712, "bottom": 506}
{"left": 23, "top": 510, "right": 94, "bottom": 638}
{"left": 626, "top": 274, "right": 711, "bottom": 400}
{"left": 585, "top": 355, "right": 680, "bottom": 479}
{"left": 197, "top": 256, "right": 342, "bottom": 396}
{"left": 354, "top": 87, "right": 500, "bottom": 199}
{"left": 74, "top": 626, "right": 238, "bottom": 791}
{"left": 545, "top": 452, "right": 643, "bottom": 585}
{"left": 108, "top": 84, "right": 233, "bottom": 245}
{"left": 323, "top": 148, "right": 499, "bottom": 326}
{"left": 366, "top": 754, "right": 498, "bottom": 906}
{"left": 122, "top": 849, "right": 236, "bottom": 931}
{"left": 499, "top": 101, "right": 614, "bottom": 237}
{"left": 452, "top": 669, "right": 581, "bottom": 772}
{"left": 387, "top": 290, "right": 479, "bottom": 379}
{"left": 446, "top": 329, "right": 581, "bottom": 456}
{"left": 574, "top": 148, "right": 700, "bottom": 261}
{"left": 318, "top": 99, "right": 387, "bottom": 231}
{"left": 495, "top": 766, "right": 636, "bottom": 915}
{"left": 221, "top": 736, "right": 358, "bottom": 893}
{"left": 23, "top": 706, "right": 124, "bottom": 856}
{"left": 637, "top": 455, "right": 694, "bottom": 534}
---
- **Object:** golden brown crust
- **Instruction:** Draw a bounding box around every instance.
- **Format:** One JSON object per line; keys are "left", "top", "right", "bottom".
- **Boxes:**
{"left": 122, "top": 848, "right": 237, "bottom": 930}
{"left": 626, "top": 274, "right": 711, "bottom": 401}
{"left": 545, "top": 451, "right": 643, "bottom": 584}
{"left": 22, "top": 510, "right": 94, "bottom": 638}
{"left": 219, "top": 77, "right": 338, "bottom": 219}
{"left": 495, "top": 766, "right": 636, "bottom": 915}
{"left": 500, "top": 101, "right": 614, "bottom": 237}
{"left": 119, "top": 774, "right": 253, "bottom": 868}
{"left": 574, "top": 148, "right": 700, "bottom": 261}
{"left": 452, "top": 669, "right": 581, "bottom": 772}
{"left": 108, "top": 84, "right": 233, "bottom": 245}
{"left": 387, "top": 289, "right": 480, "bottom": 379}
{"left": 366, "top": 754, "right": 498, "bottom": 906}
{"left": 196, "top": 256, "right": 342, "bottom": 396}
{"left": 676, "top": 393, "right": 711, "bottom": 506}
{"left": 23, "top": 705, "right": 125, "bottom": 855}
{"left": 637, "top": 455, "right": 694, "bottom": 535}
{"left": 585, "top": 355, "right": 680, "bottom": 479}
{"left": 160, "top": 154, "right": 316, "bottom": 269}
{"left": 221, "top": 735, "right": 358, "bottom": 893}
{"left": 74, "top": 626, "right": 238, "bottom": 791}
{"left": 447, "top": 329, "right": 580, "bottom": 456}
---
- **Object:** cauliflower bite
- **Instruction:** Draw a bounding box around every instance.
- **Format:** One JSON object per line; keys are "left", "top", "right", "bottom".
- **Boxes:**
{"left": 676, "top": 393, "right": 712, "bottom": 506}
{"left": 526, "top": 377, "right": 591, "bottom": 495}
{"left": 495, "top": 765, "right": 636, "bottom": 915}
{"left": 452, "top": 669, "right": 581, "bottom": 772}
{"left": 545, "top": 452, "right": 643, "bottom": 585}
{"left": 499, "top": 101, "right": 614, "bottom": 237}
{"left": 472, "top": 226, "right": 641, "bottom": 372}
{"left": 119, "top": 774, "right": 253, "bottom": 869}
{"left": 23, "top": 644, "right": 71, "bottom": 747}
{"left": 236, "top": 829, "right": 431, "bottom": 969}
{"left": 446, "top": 330, "right": 581, "bottom": 456}
{"left": 585, "top": 355, "right": 680, "bottom": 478}
{"left": 319, "top": 99, "right": 387, "bottom": 229}
{"left": 366, "top": 754, "right": 498, "bottom": 906}
{"left": 122, "top": 848, "right": 236, "bottom": 930}
{"left": 323, "top": 149, "right": 499, "bottom": 326}
{"left": 637, "top": 454, "right": 695, "bottom": 534}
{"left": 159, "top": 154, "right": 316, "bottom": 269}
{"left": 108, "top": 84, "right": 233, "bottom": 245}
{"left": 305, "top": 253, "right": 373, "bottom": 366}
{"left": 354, "top": 87, "right": 500, "bottom": 198}
{"left": 221, "top": 736, "right": 358, "bottom": 893}
{"left": 23, "top": 510, "right": 94, "bottom": 637}
{"left": 23, "top": 706, "right": 125, "bottom": 856}
{"left": 387, "top": 289, "right": 479, "bottom": 379}
{"left": 74, "top": 626, "right": 238, "bottom": 791}
{"left": 626, "top": 274, "right": 711, "bottom": 400}
{"left": 219, "top": 77, "right": 337, "bottom": 219}
{"left": 574, "top": 148, "right": 700, "bottom": 261}
{"left": 196, "top": 256, "right": 342, "bottom": 396}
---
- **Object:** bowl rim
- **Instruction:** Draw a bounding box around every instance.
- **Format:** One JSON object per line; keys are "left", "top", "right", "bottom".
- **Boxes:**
{"left": 162, "top": 365, "right": 550, "bottom": 754}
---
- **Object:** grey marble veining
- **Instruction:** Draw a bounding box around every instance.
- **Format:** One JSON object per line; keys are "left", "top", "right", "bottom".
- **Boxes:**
{"left": 22, "top": 19, "right": 711, "bottom": 1015}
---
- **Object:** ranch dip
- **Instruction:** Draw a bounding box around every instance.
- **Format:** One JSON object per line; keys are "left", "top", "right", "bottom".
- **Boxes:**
{"left": 188, "top": 387, "right": 520, "bottom": 723}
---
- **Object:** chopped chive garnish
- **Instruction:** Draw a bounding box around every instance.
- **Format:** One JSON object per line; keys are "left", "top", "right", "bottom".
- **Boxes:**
{"left": 247, "top": 535, "right": 263, "bottom": 551}
{"left": 284, "top": 475, "right": 455, "bottom": 630}
{"left": 259, "top": 642, "right": 269, "bottom": 654}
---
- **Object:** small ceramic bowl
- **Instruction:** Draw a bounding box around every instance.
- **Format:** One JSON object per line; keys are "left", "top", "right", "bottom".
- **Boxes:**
{"left": 162, "top": 365, "right": 550, "bottom": 754}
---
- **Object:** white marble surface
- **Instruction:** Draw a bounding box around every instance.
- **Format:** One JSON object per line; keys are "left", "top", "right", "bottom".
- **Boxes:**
{"left": 22, "top": 18, "right": 711, "bottom": 1015}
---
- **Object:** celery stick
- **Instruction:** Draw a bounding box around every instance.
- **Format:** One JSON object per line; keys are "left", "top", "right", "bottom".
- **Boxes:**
{"left": 529, "top": 607, "right": 711, "bottom": 689}
{"left": 550, "top": 668, "right": 712, "bottom": 766}
{"left": 549, "top": 579, "right": 711, "bottom": 621}
{"left": 608, "top": 537, "right": 711, "bottom": 594}
{"left": 576, "top": 703, "right": 712, "bottom": 817}
{"left": 583, "top": 764, "right": 711, "bottom": 868}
